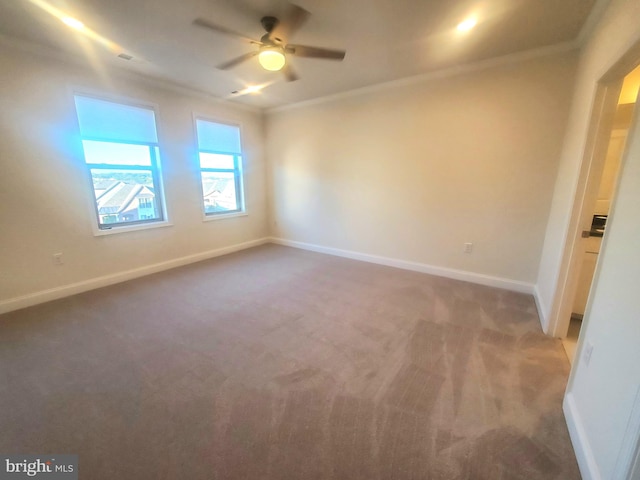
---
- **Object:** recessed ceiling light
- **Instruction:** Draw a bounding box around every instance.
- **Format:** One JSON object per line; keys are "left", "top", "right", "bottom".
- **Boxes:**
{"left": 61, "top": 16, "right": 85, "bottom": 30}
{"left": 457, "top": 18, "right": 477, "bottom": 32}
{"left": 231, "top": 85, "right": 265, "bottom": 96}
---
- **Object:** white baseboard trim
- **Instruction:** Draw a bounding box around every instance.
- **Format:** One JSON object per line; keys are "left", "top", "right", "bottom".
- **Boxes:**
{"left": 564, "top": 392, "right": 602, "bottom": 480}
{"left": 533, "top": 285, "right": 550, "bottom": 334}
{"left": 0, "top": 237, "right": 269, "bottom": 314}
{"left": 269, "top": 237, "right": 535, "bottom": 294}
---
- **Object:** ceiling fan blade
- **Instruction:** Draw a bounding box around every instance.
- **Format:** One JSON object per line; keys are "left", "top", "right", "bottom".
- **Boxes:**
{"left": 269, "top": 3, "right": 310, "bottom": 44}
{"left": 193, "top": 18, "right": 261, "bottom": 45}
{"left": 216, "top": 51, "right": 259, "bottom": 70}
{"left": 282, "top": 64, "right": 299, "bottom": 82}
{"left": 286, "top": 44, "right": 346, "bottom": 60}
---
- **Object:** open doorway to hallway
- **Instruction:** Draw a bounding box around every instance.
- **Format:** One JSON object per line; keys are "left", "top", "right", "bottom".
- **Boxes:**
{"left": 562, "top": 65, "right": 640, "bottom": 363}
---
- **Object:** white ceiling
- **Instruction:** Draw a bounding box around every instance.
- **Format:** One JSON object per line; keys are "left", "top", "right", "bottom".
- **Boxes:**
{"left": 0, "top": 0, "right": 598, "bottom": 110}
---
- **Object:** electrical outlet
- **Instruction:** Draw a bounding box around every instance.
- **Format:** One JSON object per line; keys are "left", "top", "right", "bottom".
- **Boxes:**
{"left": 53, "top": 253, "right": 64, "bottom": 265}
{"left": 464, "top": 243, "right": 473, "bottom": 254}
{"left": 583, "top": 341, "right": 594, "bottom": 366}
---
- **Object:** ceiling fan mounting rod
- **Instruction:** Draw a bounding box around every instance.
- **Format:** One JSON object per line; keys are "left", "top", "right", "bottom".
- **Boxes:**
{"left": 261, "top": 16, "right": 279, "bottom": 34}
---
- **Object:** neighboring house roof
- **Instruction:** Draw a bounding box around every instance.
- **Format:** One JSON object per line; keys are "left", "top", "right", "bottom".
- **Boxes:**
{"left": 94, "top": 180, "right": 120, "bottom": 192}
{"left": 95, "top": 182, "right": 155, "bottom": 214}
{"left": 203, "top": 178, "right": 232, "bottom": 198}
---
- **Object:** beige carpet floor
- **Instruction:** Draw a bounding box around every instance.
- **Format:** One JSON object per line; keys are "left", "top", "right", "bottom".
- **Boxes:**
{"left": 0, "top": 244, "right": 580, "bottom": 479}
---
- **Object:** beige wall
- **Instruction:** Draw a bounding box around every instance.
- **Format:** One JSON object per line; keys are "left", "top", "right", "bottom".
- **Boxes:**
{"left": 0, "top": 40, "right": 268, "bottom": 309}
{"left": 266, "top": 52, "right": 577, "bottom": 286}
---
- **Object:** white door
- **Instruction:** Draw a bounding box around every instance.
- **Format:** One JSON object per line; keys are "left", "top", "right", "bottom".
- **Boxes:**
{"left": 564, "top": 98, "right": 640, "bottom": 479}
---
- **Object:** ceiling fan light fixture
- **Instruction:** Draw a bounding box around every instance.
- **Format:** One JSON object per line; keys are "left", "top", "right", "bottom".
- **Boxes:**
{"left": 258, "top": 48, "right": 286, "bottom": 71}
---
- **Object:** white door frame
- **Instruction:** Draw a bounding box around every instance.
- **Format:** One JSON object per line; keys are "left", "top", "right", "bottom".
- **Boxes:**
{"left": 557, "top": 40, "right": 640, "bottom": 479}
{"left": 547, "top": 43, "right": 640, "bottom": 338}
{"left": 547, "top": 80, "right": 622, "bottom": 338}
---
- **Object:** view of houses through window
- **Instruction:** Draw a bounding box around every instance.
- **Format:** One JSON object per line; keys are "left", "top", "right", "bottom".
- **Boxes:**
{"left": 196, "top": 119, "right": 244, "bottom": 216}
{"left": 93, "top": 171, "right": 158, "bottom": 224}
{"left": 74, "top": 95, "right": 165, "bottom": 229}
{"left": 74, "top": 96, "right": 246, "bottom": 231}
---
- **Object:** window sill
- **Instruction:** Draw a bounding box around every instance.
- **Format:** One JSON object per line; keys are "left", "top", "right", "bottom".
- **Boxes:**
{"left": 202, "top": 211, "right": 248, "bottom": 222}
{"left": 93, "top": 220, "right": 173, "bottom": 236}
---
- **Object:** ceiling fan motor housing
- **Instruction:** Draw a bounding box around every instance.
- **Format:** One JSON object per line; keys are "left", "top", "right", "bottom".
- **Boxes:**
{"left": 261, "top": 16, "right": 285, "bottom": 46}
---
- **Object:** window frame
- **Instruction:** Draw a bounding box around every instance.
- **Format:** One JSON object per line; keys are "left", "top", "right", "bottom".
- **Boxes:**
{"left": 73, "top": 92, "right": 171, "bottom": 236}
{"left": 193, "top": 115, "right": 247, "bottom": 221}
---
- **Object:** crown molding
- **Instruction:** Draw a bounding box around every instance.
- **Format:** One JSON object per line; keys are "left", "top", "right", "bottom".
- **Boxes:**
{"left": 576, "top": 0, "right": 613, "bottom": 47}
{"left": 266, "top": 41, "right": 579, "bottom": 114}
{"left": 0, "top": 24, "right": 588, "bottom": 117}
{"left": 0, "top": 33, "right": 262, "bottom": 114}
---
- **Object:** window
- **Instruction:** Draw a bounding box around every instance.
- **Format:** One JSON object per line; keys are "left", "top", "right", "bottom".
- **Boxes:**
{"left": 74, "top": 95, "right": 166, "bottom": 231}
{"left": 195, "top": 118, "right": 244, "bottom": 216}
{"left": 138, "top": 197, "right": 152, "bottom": 209}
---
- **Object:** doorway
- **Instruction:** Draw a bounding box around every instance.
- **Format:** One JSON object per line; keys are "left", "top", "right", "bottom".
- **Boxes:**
{"left": 561, "top": 65, "right": 640, "bottom": 363}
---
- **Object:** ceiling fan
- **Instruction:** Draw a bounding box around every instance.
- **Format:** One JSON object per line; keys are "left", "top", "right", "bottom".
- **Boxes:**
{"left": 193, "top": 3, "right": 346, "bottom": 81}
